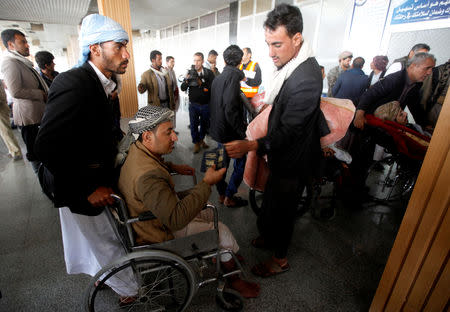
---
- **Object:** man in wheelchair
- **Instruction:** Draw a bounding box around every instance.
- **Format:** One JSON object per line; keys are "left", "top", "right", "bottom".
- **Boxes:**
{"left": 118, "top": 105, "right": 260, "bottom": 299}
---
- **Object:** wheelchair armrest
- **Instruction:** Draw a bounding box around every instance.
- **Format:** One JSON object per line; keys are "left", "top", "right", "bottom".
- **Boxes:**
{"left": 205, "top": 203, "right": 219, "bottom": 230}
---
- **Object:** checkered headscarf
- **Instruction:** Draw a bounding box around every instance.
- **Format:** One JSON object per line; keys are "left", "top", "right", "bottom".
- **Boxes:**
{"left": 128, "top": 105, "right": 174, "bottom": 135}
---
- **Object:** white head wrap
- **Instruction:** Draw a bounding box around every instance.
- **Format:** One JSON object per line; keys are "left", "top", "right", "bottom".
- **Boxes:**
{"left": 77, "top": 14, "right": 129, "bottom": 66}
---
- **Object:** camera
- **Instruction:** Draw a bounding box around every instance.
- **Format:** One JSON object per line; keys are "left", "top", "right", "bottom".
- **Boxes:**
{"left": 185, "top": 65, "right": 200, "bottom": 87}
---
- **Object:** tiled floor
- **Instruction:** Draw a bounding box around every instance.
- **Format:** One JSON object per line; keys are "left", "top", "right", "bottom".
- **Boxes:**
{"left": 0, "top": 111, "right": 406, "bottom": 311}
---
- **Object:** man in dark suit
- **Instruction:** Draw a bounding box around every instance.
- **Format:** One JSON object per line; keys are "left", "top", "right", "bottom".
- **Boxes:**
{"left": 35, "top": 14, "right": 137, "bottom": 301}
{"left": 332, "top": 56, "right": 368, "bottom": 106}
{"left": 225, "top": 4, "right": 325, "bottom": 277}
{"left": 354, "top": 52, "right": 436, "bottom": 129}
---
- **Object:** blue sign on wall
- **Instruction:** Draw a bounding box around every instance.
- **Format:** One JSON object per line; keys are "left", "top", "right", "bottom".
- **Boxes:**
{"left": 391, "top": 0, "right": 450, "bottom": 24}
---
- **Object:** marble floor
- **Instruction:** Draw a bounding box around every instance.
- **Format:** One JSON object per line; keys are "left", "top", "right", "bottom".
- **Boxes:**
{"left": 0, "top": 110, "right": 407, "bottom": 312}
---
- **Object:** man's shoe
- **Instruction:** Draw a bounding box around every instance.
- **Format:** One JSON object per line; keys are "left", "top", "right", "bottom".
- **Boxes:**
{"left": 201, "top": 140, "right": 209, "bottom": 149}
{"left": 193, "top": 143, "right": 201, "bottom": 154}
{"left": 224, "top": 196, "right": 248, "bottom": 208}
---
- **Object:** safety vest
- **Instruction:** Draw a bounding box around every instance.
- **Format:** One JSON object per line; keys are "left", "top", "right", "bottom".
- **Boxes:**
{"left": 239, "top": 61, "right": 259, "bottom": 98}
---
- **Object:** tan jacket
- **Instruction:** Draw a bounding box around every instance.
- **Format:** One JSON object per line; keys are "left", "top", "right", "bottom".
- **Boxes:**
{"left": 1, "top": 57, "right": 45, "bottom": 126}
{"left": 118, "top": 141, "right": 211, "bottom": 245}
{"left": 138, "top": 69, "right": 175, "bottom": 109}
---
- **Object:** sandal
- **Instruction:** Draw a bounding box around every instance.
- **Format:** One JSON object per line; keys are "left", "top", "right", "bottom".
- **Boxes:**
{"left": 251, "top": 257, "right": 290, "bottom": 278}
{"left": 251, "top": 236, "right": 268, "bottom": 249}
{"left": 224, "top": 196, "right": 248, "bottom": 207}
{"left": 119, "top": 296, "right": 137, "bottom": 307}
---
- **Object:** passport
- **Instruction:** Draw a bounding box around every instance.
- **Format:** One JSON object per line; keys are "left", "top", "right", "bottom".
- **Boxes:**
{"left": 200, "top": 146, "right": 226, "bottom": 172}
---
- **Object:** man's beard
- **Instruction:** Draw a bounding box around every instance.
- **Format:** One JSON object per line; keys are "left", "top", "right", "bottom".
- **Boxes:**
{"left": 102, "top": 53, "right": 127, "bottom": 74}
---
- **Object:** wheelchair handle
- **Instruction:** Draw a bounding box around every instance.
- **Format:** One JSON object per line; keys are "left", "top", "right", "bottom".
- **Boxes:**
{"left": 206, "top": 203, "right": 219, "bottom": 230}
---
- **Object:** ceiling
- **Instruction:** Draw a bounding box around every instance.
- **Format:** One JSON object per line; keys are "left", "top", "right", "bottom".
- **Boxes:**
{"left": 0, "top": 0, "right": 233, "bottom": 51}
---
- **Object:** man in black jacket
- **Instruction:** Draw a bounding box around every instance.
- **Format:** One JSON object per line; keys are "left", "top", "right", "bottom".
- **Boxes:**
{"left": 210, "top": 45, "right": 248, "bottom": 207}
{"left": 226, "top": 4, "right": 324, "bottom": 277}
{"left": 354, "top": 52, "right": 436, "bottom": 129}
{"left": 35, "top": 14, "right": 137, "bottom": 300}
{"left": 181, "top": 52, "right": 215, "bottom": 153}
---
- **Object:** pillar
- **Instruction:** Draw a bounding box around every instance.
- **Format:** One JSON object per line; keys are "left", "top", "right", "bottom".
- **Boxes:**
{"left": 97, "top": 0, "right": 138, "bottom": 117}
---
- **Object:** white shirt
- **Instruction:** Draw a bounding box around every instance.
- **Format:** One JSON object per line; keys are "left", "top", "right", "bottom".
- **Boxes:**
{"left": 88, "top": 61, "right": 116, "bottom": 96}
{"left": 370, "top": 71, "right": 382, "bottom": 86}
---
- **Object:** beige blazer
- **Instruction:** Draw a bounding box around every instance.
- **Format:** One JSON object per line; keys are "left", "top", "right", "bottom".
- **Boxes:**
{"left": 138, "top": 69, "right": 175, "bottom": 109}
{"left": 1, "top": 57, "right": 45, "bottom": 126}
{"left": 118, "top": 141, "right": 211, "bottom": 245}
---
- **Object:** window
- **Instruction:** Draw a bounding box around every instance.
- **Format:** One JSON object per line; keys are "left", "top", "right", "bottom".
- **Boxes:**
{"left": 256, "top": 0, "right": 272, "bottom": 13}
{"left": 217, "top": 7, "right": 230, "bottom": 24}
{"left": 182, "top": 22, "right": 189, "bottom": 33}
{"left": 200, "top": 12, "right": 215, "bottom": 28}
{"left": 240, "top": 0, "right": 254, "bottom": 17}
{"left": 189, "top": 18, "right": 199, "bottom": 31}
{"left": 173, "top": 24, "right": 180, "bottom": 36}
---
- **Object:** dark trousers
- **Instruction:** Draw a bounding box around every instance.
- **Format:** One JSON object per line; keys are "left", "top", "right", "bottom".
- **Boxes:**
{"left": 188, "top": 102, "right": 209, "bottom": 144}
{"left": 257, "top": 173, "right": 304, "bottom": 259}
{"left": 19, "top": 124, "right": 40, "bottom": 161}
{"left": 216, "top": 143, "right": 246, "bottom": 198}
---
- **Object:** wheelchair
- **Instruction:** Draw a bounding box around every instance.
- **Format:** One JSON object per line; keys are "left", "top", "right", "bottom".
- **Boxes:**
{"left": 363, "top": 115, "right": 429, "bottom": 204}
{"left": 84, "top": 176, "right": 246, "bottom": 312}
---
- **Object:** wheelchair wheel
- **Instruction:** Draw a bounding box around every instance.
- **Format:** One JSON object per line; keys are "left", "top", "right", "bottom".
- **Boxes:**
{"left": 85, "top": 250, "right": 196, "bottom": 312}
{"left": 365, "top": 156, "right": 416, "bottom": 203}
{"left": 249, "top": 186, "right": 311, "bottom": 218}
{"left": 215, "top": 288, "right": 244, "bottom": 312}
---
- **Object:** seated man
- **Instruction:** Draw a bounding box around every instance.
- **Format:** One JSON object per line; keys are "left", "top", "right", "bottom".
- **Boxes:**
{"left": 118, "top": 105, "right": 260, "bottom": 298}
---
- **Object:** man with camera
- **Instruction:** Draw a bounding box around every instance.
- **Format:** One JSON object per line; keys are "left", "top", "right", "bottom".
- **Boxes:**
{"left": 181, "top": 52, "right": 215, "bottom": 154}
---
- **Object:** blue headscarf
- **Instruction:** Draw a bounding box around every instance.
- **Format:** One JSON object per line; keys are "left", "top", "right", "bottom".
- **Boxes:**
{"left": 77, "top": 14, "right": 129, "bottom": 66}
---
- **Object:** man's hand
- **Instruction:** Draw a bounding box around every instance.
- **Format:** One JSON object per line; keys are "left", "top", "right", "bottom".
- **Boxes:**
{"left": 87, "top": 186, "right": 115, "bottom": 207}
{"left": 353, "top": 110, "right": 366, "bottom": 130}
{"left": 203, "top": 165, "right": 227, "bottom": 186}
{"left": 322, "top": 146, "right": 335, "bottom": 158}
{"left": 110, "top": 90, "right": 118, "bottom": 100}
{"left": 171, "top": 164, "right": 195, "bottom": 176}
{"left": 224, "top": 140, "right": 258, "bottom": 158}
{"left": 137, "top": 83, "right": 146, "bottom": 93}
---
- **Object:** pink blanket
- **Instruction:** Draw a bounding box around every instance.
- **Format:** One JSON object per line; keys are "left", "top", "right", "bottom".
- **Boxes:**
{"left": 319, "top": 97, "right": 355, "bottom": 147}
{"left": 243, "top": 97, "right": 355, "bottom": 192}
{"left": 243, "top": 106, "right": 272, "bottom": 192}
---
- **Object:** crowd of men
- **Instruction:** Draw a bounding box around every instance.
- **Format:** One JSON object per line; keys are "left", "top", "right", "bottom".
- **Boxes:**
{"left": 0, "top": 2, "right": 448, "bottom": 308}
